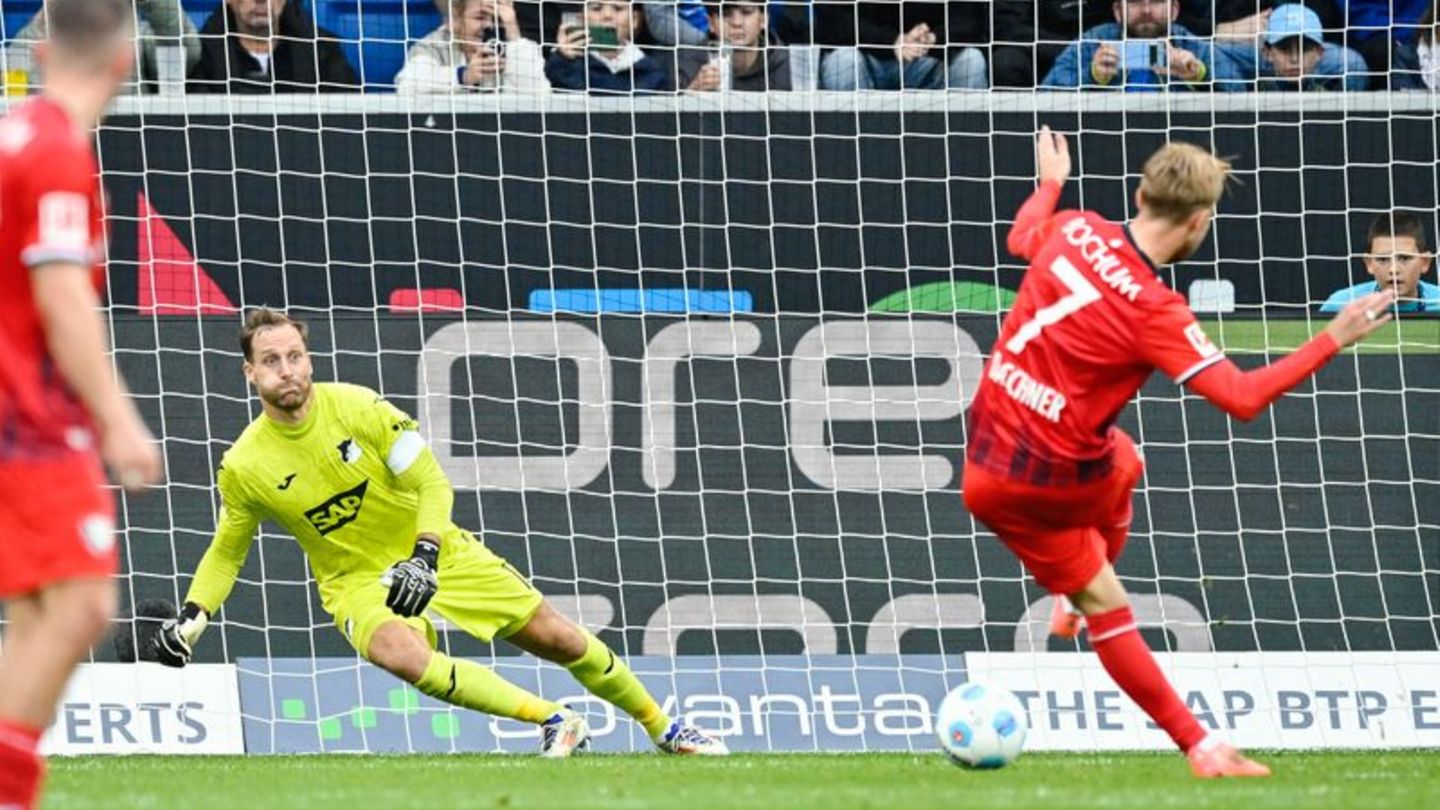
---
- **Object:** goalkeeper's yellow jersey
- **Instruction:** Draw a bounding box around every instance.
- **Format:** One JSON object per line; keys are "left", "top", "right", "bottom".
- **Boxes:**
{"left": 185, "top": 382, "right": 458, "bottom": 614}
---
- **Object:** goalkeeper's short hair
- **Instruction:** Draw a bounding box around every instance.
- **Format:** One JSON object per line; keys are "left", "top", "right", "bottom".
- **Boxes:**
{"left": 241, "top": 307, "right": 311, "bottom": 361}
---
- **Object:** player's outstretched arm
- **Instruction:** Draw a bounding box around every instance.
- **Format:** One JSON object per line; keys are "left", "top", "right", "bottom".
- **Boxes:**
{"left": 32, "top": 264, "right": 161, "bottom": 492}
{"left": 1186, "top": 290, "right": 1395, "bottom": 421}
{"left": 1007, "top": 126, "right": 1071, "bottom": 260}
{"left": 156, "top": 466, "right": 262, "bottom": 667}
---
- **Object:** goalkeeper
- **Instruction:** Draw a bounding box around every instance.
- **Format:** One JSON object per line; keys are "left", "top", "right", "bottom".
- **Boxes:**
{"left": 156, "top": 307, "right": 726, "bottom": 757}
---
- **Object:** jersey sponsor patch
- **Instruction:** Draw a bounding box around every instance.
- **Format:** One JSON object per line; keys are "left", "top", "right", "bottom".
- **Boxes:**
{"left": 1183, "top": 323, "right": 1220, "bottom": 359}
{"left": 305, "top": 479, "right": 369, "bottom": 535}
{"left": 79, "top": 514, "right": 115, "bottom": 557}
{"left": 37, "top": 191, "right": 91, "bottom": 253}
{"left": 337, "top": 438, "right": 362, "bottom": 464}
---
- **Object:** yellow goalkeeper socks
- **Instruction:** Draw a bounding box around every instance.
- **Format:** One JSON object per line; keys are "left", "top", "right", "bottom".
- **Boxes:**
{"left": 415, "top": 651, "right": 560, "bottom": 725}
{"left": 564, "top": 629, "right": 672, "bottom": 739}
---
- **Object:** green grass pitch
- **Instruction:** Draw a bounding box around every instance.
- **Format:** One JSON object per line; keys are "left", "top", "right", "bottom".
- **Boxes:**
{"left": 47, "top": 751, "right": 1440, "bottom": 809}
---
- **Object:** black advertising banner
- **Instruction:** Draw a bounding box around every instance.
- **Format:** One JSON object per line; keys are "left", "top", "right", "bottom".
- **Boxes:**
{"left": 112, "top": 314, "right": 1440, "bottom": 661}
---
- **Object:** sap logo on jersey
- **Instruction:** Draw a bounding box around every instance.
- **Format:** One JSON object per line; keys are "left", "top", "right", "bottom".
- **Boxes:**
{"left": 1060, "top": 217, "right": 1143, "bottom": 302}
{"left": 305, "top": 479, "right": 369, "bottom": 535}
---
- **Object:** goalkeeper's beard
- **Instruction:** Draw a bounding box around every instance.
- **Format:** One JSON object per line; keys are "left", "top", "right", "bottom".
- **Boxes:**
{"left": 260, "top": 379, "right": 313, "bottom": 413}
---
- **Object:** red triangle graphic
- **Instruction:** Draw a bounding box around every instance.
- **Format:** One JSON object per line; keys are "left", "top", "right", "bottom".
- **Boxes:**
{"left": 137, "top": 192, "right": 236, "bottom": 315}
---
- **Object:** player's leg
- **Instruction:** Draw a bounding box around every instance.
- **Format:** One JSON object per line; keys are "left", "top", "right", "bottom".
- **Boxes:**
{"left": 0, "top": 579, "right": 117, "bottom": 810}
{"left": 1069, "top": 565, "right": 1270, "bottom": 777}
{"left": 0, "top": 593, "right": 47, "bottom": 810}
{"left": 503, "top": 602, "right": 725, "bottom": 755}
{"left": 333, "top": 582, "right": 564, "bottom": 731}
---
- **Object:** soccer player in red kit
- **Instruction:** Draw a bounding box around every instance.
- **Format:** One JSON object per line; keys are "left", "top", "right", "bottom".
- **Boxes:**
{"left": 963, "top": 128, "right": 1395, "bottom": 778}
{"left": 0, "top": 2, "right": 162, "bottom": 807}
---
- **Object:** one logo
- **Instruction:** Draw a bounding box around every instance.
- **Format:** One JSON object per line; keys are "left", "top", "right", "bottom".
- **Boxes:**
{"left": 337, "top": 438, "right": 362, "bottom": 464}
{"left": 1183, "top": 322, "right": 1220, "bottom": 359}
{"left": 78, "top": 514, "right": 115, "bottom": 556}
{"left": 304, "top": 480, "right": 369, "bottom": 535}
{"left": 277, "top": 473, "right": 297, "bottom": 490}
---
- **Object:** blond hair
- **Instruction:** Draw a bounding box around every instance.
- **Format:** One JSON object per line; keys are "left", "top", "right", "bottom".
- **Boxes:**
{"left": 1138, "top": 142, "right": 1232, "bottom": 223}
{"left": 240, "top": 307, "right": 309, "bottom": 361}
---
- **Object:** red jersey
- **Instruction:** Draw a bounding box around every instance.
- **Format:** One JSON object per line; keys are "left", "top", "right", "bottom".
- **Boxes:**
{"left": 0, "top": 96, "right": 107, "bottom": 461}
{"left": 967, "top": 182, "right": 1224, "bottom": 486}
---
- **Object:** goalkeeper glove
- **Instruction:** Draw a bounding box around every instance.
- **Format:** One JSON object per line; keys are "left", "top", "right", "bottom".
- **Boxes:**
{"left": 156, "top": 602, "right": 209, "bottom": 668}
{"left": 381, "top": 538, "right": 440, "bottom": 618}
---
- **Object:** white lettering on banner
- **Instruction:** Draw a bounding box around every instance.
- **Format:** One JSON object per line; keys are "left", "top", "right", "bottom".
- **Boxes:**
{"left": 421, "top": 322, "right": 611, "bottom": 491}
{"left": 657, "top": 691, "right": 932, "bottom": 740}
{"left": 41, "top": 664, "right": 244, "bottom": 755}
{"left": 1060, "top": 216, "right": 1144, "bottom": 302}
{"left": 965, "top": 652, "right": 1440, "bottom": 750}
{"left": 986, "top": 351, "right": 1067, "bottom": 423}
{"left": 789, "top": 321, "right": 983, "bottom": 491}
{"left": 421, "top": 321, "right": 984, "bottom": 493}
{"left": 640, "top": 322, "right": 763, "bottom": 490}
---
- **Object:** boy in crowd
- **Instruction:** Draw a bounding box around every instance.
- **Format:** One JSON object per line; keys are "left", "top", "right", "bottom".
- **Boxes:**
{"left": 1322, "top": 212, "right": 1440, "bottom": 313}
{"left": 677, "top": 1, "right": 791, "bottom": 91}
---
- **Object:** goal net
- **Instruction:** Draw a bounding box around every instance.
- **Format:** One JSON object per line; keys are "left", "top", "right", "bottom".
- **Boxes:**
{"left": 8, "top": 1, "right": 1437, "bottom": 756}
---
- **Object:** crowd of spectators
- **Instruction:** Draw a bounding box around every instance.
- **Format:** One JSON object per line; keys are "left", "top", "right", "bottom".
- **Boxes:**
{"left": 1, "top": 1, "right": 1438, "bottom": 94}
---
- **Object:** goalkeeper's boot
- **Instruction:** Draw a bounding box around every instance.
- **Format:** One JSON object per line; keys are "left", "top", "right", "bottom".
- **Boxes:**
{"left": 538, "top": 710, "right": 590, "bottom": 758}
{"left": 655, "top": 721, "right": 729, "bottom": 756}
{"left": 1050, "top": 595, "right": 1085, "bottom": 640}
{"left": 1187, "top": 739, "right": 1271, "bottom": 778}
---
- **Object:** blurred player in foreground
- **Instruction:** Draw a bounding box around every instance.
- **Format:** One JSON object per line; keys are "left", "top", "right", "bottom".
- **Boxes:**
{"left": 0, "top": 2, "right": 164, "bottom": 807}
{"left": 964, "top": 127, "right": 1395, "bottom": 777}
{"left": 155, "top": 308, "right": 726, "bottom": 757}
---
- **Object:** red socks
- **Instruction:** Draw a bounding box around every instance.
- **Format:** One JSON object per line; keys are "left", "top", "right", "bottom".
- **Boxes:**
{"left": 0, "top": 718, "right": 44, "bottom": 810}
{"left": 1086, "top": 606, "right": 1208, "bottom": 753}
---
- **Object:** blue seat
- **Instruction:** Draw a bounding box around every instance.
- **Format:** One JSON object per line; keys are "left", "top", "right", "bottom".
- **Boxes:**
{"left": 185, "top": 0, "right": 224, "bottom": 34}
{"left": 181, "top": 1, "right": 441, "bottom": 90}
{"left": 312, "top": 1, "right": 444, "bottom": 91}
{"left": 2, "top": 1, "right": 43, "bottom": 41}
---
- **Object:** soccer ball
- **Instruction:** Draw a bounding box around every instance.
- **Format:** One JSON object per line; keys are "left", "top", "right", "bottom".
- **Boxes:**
{"left": 935, "top": 681, "right": 1028, "bottom": 769}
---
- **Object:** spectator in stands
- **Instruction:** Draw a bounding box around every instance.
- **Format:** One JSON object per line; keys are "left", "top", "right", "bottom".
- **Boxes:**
{"left": 545, "top": 2, "right": 671, "bottom": 93}
{"left": 1176, "top": 1, "right": 1344, "bottom": 40}
{"left": 397, "top": 0, "right": 549, "bottom": 93}
{"left": 1041, "top": 0, "right": 1217, "bottom": 90}
{"left": 189, "top": 0, "right": 358, "bottom": 93}
{"left": 1341, "top": 0, "right": 1430, "bottom": 87}
{"left": 817, "top": 1, "right": 988, "bottom": 90}
{"left": 1321, "top": 212, "right": 1440, "bottom": 313}
{"left": 1393, "top": 2, "right": 1438, "bottom": 89}
{"left": 992, "top": 1, "right": 1298, "bottom": 89}
{"left": 3, "top": 0, "right": 201, "bottom": 94}
{"left": 647, "top": 1, "right": 811, "bottom": 47}
{"left": 1214, "top": 4, "right": 1366, "bottom": 90}
{"left": 676, "top": 1, "right": 791, "bottom": 91}
{"left": 992, "top": 0, "right": 1113, "bottom": 88}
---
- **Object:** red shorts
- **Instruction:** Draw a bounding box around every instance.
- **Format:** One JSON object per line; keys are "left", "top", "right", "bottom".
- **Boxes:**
{"left": 0, "top": 454, "right": 117, "bottom": 598}
{"left": 962, "top": 431, "right": 1144, "bottom": 595}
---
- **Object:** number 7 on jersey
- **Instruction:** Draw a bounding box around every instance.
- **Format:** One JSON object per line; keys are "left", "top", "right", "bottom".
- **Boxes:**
{"left": 1004, "top": 256, "right": 1102, "bottom": 354}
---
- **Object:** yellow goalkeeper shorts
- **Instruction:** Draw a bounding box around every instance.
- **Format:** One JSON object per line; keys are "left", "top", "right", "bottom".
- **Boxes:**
{"left": 329, "top": 534, "right": 544, "bottom": 659}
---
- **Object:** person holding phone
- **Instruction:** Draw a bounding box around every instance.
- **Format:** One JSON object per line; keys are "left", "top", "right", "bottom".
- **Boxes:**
{"left": 676, "top": 1, "right": 791, "bottom": 92}
{"left": 397, "top": 0, "right": 550, "bottom": 93}
{"left": 544, "top": 1, "right": 672, "bottom": 94}
{"left": 1212, "top": 4, "right": 1366, "bottom": 91}
{"left": 1041, "top": 0, "right": 1217, "bottom": 90}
